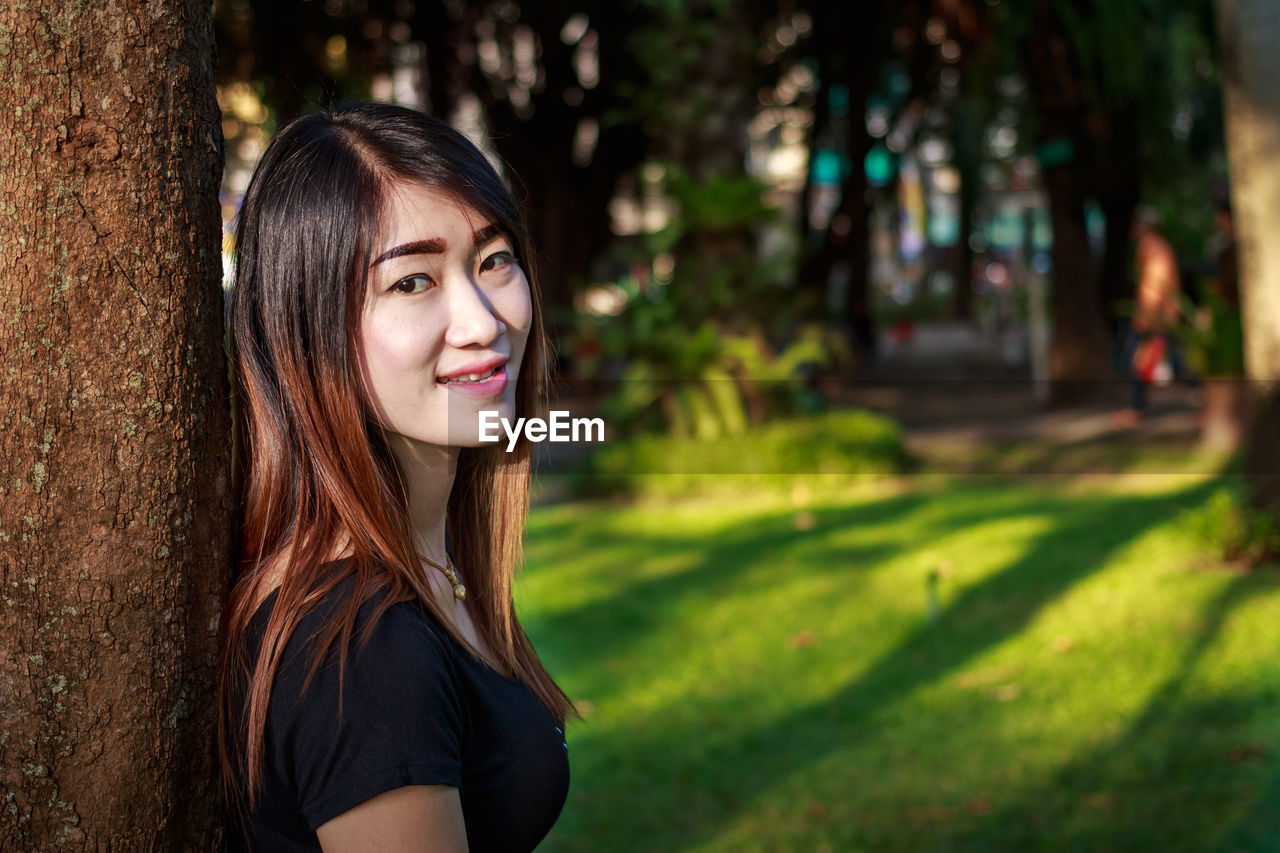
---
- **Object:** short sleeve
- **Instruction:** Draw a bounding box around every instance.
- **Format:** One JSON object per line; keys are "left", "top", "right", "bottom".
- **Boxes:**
{"left": 265, "top": 598, "right": 466, "bottom": 831}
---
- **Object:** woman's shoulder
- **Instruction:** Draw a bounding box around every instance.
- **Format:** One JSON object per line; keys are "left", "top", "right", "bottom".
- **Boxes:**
{"left": 246, "top": 573, "right": 470, "bottom": 834}
{"left": 249, "top": 570, "right": 457, "bottom": 700}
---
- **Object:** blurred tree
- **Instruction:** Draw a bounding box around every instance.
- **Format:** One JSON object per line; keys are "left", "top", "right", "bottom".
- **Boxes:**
{"left": 1021, "top": 0, "right": 1127, "bottom": 402}
{"left": 623, "top": 0, "right": 767, "bottom": 334}
{"left": 975, "top": 0, "right": 1220, "bottom": 403}
{"left": 215, "top": 0, "right": 650, "bottom": 355}
{"left": 580, "top": 1, "right": 808, "bottom": 437}
{"left": 0, "top": 2, "right": 229, "bottom": 848}
{"left": 947, "top": 90, "right": 986, "bottom": 322}
{"left": 1216, "top": 0, "right": 1280, "bottom": 531}
{"left": 795, "top": 0, "right": 988, "bottom": 357}
{"left": 880, "top": 0, "right": 991, "bottom": 328}
{"left": 421, "top": 1, "right": 650, "bottom": 353}
{"left": 794, "top": 0, "right": 886, "bottom": 361}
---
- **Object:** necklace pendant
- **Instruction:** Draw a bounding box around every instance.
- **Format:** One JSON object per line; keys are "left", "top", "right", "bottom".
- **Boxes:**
{"left": 417, "top": 550, "right": 468, "bottom": 604}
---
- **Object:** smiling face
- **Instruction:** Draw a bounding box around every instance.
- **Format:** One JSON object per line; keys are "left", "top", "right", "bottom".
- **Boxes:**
{"left": 360, "top": 182, "right": 532, "bottom": 448}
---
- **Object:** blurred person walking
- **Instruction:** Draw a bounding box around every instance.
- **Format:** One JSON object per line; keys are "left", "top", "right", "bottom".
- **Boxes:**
{"left": 1113, "top": 208, "right": 1198, "bottom": 428}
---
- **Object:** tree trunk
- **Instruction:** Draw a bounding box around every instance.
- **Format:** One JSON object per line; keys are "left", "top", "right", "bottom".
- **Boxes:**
{"left": 1039, "top": 160, "right": 1112, "bottom": 403}
{"left": 1217, "top": 0, "right": 1280, "bottom": 524}
{"left": 837, "top": 128, "right": 876, "bottom": 361}
{"left": 1027, "top": 0, "right": 1113, "bottom": 405}
{"left": 1094, "top": 110, "right": 1141, "bottom": 330}
{"left": 801, "top": 1, "right": 884, "bottom": 363}
{"left": 0, "top": 3, "right": 230, "bottom": 848}
{"left": 950, "top": 99, "right": 983, "bottom": 322}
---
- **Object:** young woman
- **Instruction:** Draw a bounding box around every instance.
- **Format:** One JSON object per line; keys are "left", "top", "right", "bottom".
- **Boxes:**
{"left": 218, "top": 103, "right": 574, "bottom": 852}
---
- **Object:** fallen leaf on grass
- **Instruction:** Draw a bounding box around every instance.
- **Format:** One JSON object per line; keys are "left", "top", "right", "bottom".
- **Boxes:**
{"left": 905, "top": 804, "right": 957, "bottom": 826}
{"left": 993, "top": 683, "right": 1021, "bottom": 702}
{"left": 953, "top": 664, "right": 1020, "bottom": 689}
{"left": 1227, "top": 743, "right": 1267, "bottom": 763}
{"left": 1084, "top": 792, "right": 1116, "bottom": 811}
{"left": 788, "top": 631, "right": 817, "bottom": 648}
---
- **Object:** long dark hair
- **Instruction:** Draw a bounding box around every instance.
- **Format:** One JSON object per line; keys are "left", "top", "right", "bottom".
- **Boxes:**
{"left": 217, "top": 102, "right": 573, "bottom": 820}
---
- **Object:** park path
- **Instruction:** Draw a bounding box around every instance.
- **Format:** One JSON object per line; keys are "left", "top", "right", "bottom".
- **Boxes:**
{"left": 831, "top": 320, "right": 1201, "bottom": 450}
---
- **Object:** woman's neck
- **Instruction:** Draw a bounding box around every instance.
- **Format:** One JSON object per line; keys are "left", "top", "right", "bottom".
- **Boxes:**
{"left": 385, "top": 432, "right": 459, "bottom": 567}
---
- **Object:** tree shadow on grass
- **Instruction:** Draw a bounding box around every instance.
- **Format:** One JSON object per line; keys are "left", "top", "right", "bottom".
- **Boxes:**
{"left": 935, "top": 569, "right": 1280, "bottom": 852}
{"left": 524, "top": 481, "right": 1080, "bottom": 694}
{"left": 536, "top": 476, "right": 1222, "bottom": 851}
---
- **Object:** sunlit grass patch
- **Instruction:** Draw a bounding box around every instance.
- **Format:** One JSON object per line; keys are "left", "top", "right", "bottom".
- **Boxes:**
{"left": 522, "top": 461, "right": 1280, "bottom": 852}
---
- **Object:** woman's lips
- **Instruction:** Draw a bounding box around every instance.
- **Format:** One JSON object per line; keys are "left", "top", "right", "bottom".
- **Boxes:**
{"left": 437, "top": 364, "right": 508, "bottom": 398}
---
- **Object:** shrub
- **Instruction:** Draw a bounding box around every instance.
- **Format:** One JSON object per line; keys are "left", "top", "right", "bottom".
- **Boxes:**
{"left": 1186, "top": 485, "right": 1280, "bottom": 567}
{"left": 565, "top": 408, "right": 909, "bottom": 501}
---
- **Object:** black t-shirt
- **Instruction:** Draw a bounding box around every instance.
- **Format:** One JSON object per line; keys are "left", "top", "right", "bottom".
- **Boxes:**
{"left": 227, "top": 572, "right": 569, "bottom": 852}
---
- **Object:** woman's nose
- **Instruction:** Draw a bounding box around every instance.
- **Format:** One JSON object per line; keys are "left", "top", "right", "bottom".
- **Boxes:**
{"left": 442, "top": 273, "right": 505, "bottom": 348}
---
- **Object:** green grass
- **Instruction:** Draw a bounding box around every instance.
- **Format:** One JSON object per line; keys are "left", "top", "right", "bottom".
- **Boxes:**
{"left": 519, "top": 464, "right": 1280, "bottom": 852}
{"left": 566, "top": 408, "right": 909, "bottom": 501}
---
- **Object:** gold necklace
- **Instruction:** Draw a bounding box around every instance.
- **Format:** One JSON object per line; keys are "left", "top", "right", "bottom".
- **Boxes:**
{"left": 418, "top": 551, "right": 466, "bottom": 601}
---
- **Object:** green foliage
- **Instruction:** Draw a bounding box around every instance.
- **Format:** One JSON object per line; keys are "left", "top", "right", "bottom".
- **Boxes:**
{"left": 1051, "top": 0, "right": 1147, "bottom": 110}
{"left": 662, "top": 170, "right": 777, "bottom": 241}
{"left": 1188, "top": 485, "right": 1280, "bottom": 566}
{"left": 720, "top": 325, "right": 831, "bottom": 418}
{"left": 984, "top": 0, "right": 1226, "bottom": 261}
{"left": 581, "top": 291, "right": 748, "bottom": 439}
{"left": 587, "top": 317, "right": 834, "bottom": 441}
{"left": 568, "top": 408, "right": 908, "bottom": 500}
{"left": 1172, "top": 284, "right": 1245, "bottom": 377}
{"left": 615, "top": 3, "right": 757, "bottom": 137}
{"left": 572, "top": 166, "right": 829, "bottom": 439}
{"left": 1142, "top": 5, "right": 1227, "bottom": 260}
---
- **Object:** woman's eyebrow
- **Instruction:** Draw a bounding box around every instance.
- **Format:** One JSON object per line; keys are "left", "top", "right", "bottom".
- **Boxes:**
{"left": 474, "top": 223, "right": 504, "bottom": 248}
{"left": 370, "top": 224, "right": 506, "bottom": 268}
{"left": 371, "top": 239, "right": 444, "bottom": 267}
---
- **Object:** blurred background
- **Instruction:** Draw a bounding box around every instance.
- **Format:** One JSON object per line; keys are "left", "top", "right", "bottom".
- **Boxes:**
{"left": 215, "top": 1, "right": 1280, "bottom": 849}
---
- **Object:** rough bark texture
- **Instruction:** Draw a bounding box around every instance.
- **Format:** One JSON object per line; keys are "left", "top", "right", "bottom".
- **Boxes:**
{"left": 1217, "top": 0, "right": 1280, "bottom": 518}
{"left": 0, "top": 2, "right": 229, "bottom": 849}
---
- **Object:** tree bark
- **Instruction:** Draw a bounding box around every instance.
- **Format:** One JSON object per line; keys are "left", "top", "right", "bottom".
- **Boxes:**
{"left": 950, "top": 98, "right": 983, "bottom": 323}
{"left": 0, "top": 3, "right": 230, "bottom": 848}
{"left": 1217, "top": 0, "right": 1280, "bottom": 522}
{"left": 1026, "top": 0, "right": 1113, "bottom": 405}
{"left": 1094, "top": 109, "right": 1141, "bottom": 329}
{"left": 1039, "top": 158, "right": 1111, "bottom": 404}
{"left": 800, "top": 1, "right": 883, "bottom": 362}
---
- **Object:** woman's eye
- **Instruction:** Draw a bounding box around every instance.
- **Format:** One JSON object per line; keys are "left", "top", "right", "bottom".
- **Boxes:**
{"left": 391, "top": 274, "right": 434, "bottom": 294}
{"left": 480, "top": 251, "right": 518, "bottom": 273}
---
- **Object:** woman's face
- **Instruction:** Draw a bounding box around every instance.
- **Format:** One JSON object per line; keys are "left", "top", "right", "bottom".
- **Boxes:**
{"left": 360, "top": 182, "right": 532, "bottom": 448}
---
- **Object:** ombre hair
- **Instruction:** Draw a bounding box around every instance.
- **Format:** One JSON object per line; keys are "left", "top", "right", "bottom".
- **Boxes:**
{"left": 217, "top": 102, "right": 573, "bottom": 821}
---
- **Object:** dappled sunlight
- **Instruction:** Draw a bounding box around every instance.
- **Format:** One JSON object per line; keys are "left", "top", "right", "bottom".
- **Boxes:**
{"left": 688, "top": 480, "right": 1271, "bottom": 849}
{"left": 528, "top": 471, "right": 1262, "bottom": 851}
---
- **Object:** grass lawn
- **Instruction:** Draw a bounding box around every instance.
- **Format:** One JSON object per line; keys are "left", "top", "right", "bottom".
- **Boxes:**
{"left": 520, "top": 463, "right": 1280, "bottom": 851}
